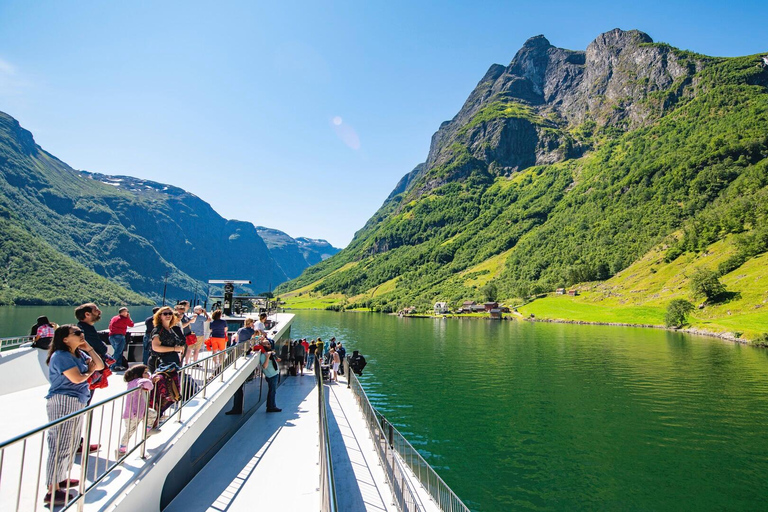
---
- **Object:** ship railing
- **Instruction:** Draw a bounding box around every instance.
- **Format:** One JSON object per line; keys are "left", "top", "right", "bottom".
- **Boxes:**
{"left": 345, "top": 360, "right": 471, "bottom": 512}
{"left": 315, "top": 359, "right": 338, "bottom": 512}
{"left": 0, "top": 340, "right": 254, "bottom": 511}
{"left": 0, "top": 335, "right": 35, "bottom": 352}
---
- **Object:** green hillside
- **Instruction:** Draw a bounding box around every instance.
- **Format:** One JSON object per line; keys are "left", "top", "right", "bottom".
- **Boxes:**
{"left": 278, "top": 30, "right": 768, "bottom": 338}
{"left": 0, "top": 206, "right": 150, "bottom": 305}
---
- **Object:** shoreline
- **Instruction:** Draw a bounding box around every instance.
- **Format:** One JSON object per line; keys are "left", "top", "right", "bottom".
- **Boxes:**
{"left": 283, "top": 307, "right": 759, "bottom": 347}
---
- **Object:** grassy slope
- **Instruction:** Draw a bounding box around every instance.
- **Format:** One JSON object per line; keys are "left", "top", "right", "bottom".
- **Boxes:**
{"left": 519, "top": 234, "right": 768, "bottom": 339}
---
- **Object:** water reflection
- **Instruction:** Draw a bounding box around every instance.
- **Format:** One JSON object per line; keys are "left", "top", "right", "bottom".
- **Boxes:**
{"left": 292, "top": 310, "right": 768, "bottom": 512}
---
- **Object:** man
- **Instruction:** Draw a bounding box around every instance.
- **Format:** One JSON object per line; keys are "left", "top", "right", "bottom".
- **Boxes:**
{"left": 143, "top": 307, "right": 160, "bottom": 365}
{"left": 173, "top": 302, "right": 193, "bottom": 360}
{"left": 349, "top": 350, "right": 367, "bottom": 376}
{"left": 259, "top": 337, "right": 281, "bottom": 412}
{"left": 293, "top": 339, "right": 306, "bottom": 376}
{"left": 186, "top": 305, "right": 210, "bottom": 365}
{"left": 307, "top": 339, "right": 317, "bottom": 370}
{"left": 74, "top": 303, "right": 107, "bottom": 453}
{"left": 254, "top": 313, "right": 269, "bottom": 339}
{"left": 108, "top": 307, "right": 133, "bottom": 371}
{"left": 75, "top": 303, "right": 109, "bottom": 362}
{"left": 301, "top": 338, "right": 309, "bottom": 365}
{"left": 336, "top": 342, "right": 346, "bottom": 375}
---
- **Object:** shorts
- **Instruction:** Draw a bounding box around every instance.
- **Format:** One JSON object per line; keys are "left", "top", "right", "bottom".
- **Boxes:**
{"left": 191, "top": 335, "right": 204, "bottom": 350}
{"left": 208, "top": 337, "right": 227, "bottom": 352}
{"left": 332, "top": 362, "right": 340, "bottom": 372}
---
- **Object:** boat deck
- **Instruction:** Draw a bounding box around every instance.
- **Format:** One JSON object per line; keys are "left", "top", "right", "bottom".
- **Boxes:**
{"left": 166, "top": 372, "right": 404, "bottom": 512}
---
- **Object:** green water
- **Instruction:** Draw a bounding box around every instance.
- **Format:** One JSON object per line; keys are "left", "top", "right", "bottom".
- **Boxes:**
{"left": 291, "top": 310, "right": 768, "bottom": 512}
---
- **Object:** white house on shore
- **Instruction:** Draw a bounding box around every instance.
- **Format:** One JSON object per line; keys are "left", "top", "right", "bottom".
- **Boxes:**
{"left": 434, "top": 302, "right": 449, "bottom": 315}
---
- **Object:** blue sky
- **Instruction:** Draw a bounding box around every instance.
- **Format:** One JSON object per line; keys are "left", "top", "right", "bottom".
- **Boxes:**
{"left": 0, "top": 1, "right": 765, "bottom": 248}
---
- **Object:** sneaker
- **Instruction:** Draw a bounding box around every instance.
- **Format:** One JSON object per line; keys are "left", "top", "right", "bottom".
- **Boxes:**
{"left": 76, "top": 443, "right": 100, "bottom": 454}
{"left": 43, "top": 489, "right": 72, "bottom": 506}
{"left": 58, "top": 478, "right": 79, "bottom": 488}
{"left": 266, "top": 408, "right": 282, "bottom": 413}
{"left": 115, "top": 446, "right": 127, "bottom": 458}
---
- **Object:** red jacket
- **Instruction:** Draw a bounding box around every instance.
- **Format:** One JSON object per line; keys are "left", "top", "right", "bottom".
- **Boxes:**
{"left": 109, "top": 315, "right": 134, "bottom": 335}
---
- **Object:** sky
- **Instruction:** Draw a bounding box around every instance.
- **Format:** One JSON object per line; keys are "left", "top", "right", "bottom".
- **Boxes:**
{"left": 0, "top": 1, "right": 765, "bottom": 248}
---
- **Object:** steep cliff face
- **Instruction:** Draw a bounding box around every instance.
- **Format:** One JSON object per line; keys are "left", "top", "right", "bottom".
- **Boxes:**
{"left": 403, "top": 29, "right": 711, "bottom": 200}
{"left": 279, "top": 28, "right": 768, "bottom": 312}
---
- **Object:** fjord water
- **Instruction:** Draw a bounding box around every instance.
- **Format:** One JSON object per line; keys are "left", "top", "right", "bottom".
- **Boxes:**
{"left": 292, "top": 310, "right": 768, "bottom": 511}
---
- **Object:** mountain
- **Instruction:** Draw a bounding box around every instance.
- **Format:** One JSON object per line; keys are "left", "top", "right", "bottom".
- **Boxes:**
{"left": 255, "top": 226, "right": 340, "bottom": 280}
{"left": 0, "top": 111, "right": 323, "bottom": 304}
{"left": 278, "top": 29, "right": 768, "bottom": 316}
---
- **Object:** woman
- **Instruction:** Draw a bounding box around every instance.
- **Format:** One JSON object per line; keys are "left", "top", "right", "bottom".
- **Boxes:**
{"left": 149, "top": 306, "right": 185, "bottom": 370}
{"left": 31, "top": 315, "right": 57, "bottom": 349}
{"left": 208, "top": 310, "right": 228, "bottom": 367}
{"left": 43, "top": 324, "right": 105, "bottom": 506}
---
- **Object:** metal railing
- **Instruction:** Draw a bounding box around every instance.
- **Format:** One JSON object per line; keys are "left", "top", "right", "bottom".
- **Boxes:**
{"left": 0, "top": 340, "right": 254, "bottom": 511}
{"left": 315, "top": 359, "right": 338, "bottom": 512}
{"left": 0, "top": 335, "right": 35, "bottom": 352}
{"left": 346, "top": 360, "right": 471, "bottom": 512}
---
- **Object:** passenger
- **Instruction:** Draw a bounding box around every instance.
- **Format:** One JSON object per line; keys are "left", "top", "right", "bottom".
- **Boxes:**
{"left": 337, "top": 342, "right": 346, "bottom": 375}
{"left": 254, "top": 313, "right": 269, "bottom": 338}
{"left": 149, "top": 306, "right": 185, "bottom": 371}
{"left": 330, "top": 348, "right": 340, "bottom": 382}
{"left": 75, "top": 303, "right": 114, "bottom": 407}
{"left": 31, "top": 315, "right": 57, "bottom": 349}
{"left": 172, "top": 303, "right": 193, "bottom": 362}
{"left": 108, "top": 307, "right": 133, "bottom": 372}
{"left": 301, "top": 338, "right": 309, "bottom": 365}
{"left": 186, "top": 305, "right": 210, "bottom": 365}
{"left": 43, "top": 324, "right": 105, "bottom": 506}
{"left": 74, "top": 303, "right": 110, "bottom": 364}
{"left": 307, "top": 339, "right": 317, "bottom": 370}
{"left": 260, "top": 337, "right": 281, "bottom": 412}
{"left": 349, "top": 350, "right": 367, "bottom": 376}
{"left": 208, "top": 310, "right": 228, "bottom": 368}
{"left": 143, "top": 307, "right": 160, "bottom": 365}
{"left": 293, "top": 339, "right": 306, "bottom": 376}
{"left": 117, "top": 365, "right": 158, "bottom": 458}
{"left": 234, "top": 318, "right": 256, "bottom": 348}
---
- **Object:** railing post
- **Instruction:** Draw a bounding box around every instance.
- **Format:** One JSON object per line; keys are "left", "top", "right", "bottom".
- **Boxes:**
{"left": 177, "top": 371, "right": 186, "bottom": 423}
{"left": 77, "top": 409, "right": 95, "bottom": 512}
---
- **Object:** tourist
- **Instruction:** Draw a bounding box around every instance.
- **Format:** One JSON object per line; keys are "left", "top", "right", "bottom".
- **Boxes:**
{"left": 330, "top": 347, "right": 340, "bottom": 382}
{"left": 306, "top": 339, "right": 317, "bottom": 370}
{"left": 293, "top": 339, "right": 306, "bottom": 375}
{"left": 254, "top": 313, "right": 269, "bottom": 340}
{"left": 208, "top": 310, "right": 228, "bottom": 368}
{"left": 337, "top": 342, "right": 346, "bottom": 374}
{"left": 349, "top": 350, "right": 367, "bottom": 376}
{"left": 301, "top": 338, "right": 309, "bottom": 365}
{"left": 108, "top": 307, "right": 134, "bottom": 372}
{"left": 149, "top": 306, "right": 185, "bottom": 371}
{"left": 31, "top": 315, "right": 56, "bottom": 349}
{"left": 173, "top": 302, "right": 193, "bottom": 362}
{"left": 74, "top": 303, "right": 110, "bottom": 362}
{"left": 117, "top": 365, "right": 158, "bottom": 458}
{"left": 186, "top": 305, "right": 210, "bottom": 365}
{"left": 234, "top": 318, "right": 256, "bottom": 348}
{"left": 260, "top": 337, "right": 281, "bottom": 412}
{"left": 43, "top": 324, "right": 105, "bottom": 506}
{"left": 143, "top": 307, "right": 160, "bottom": 365}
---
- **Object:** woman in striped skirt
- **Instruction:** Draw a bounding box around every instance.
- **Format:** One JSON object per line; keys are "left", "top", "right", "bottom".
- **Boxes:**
{"left": 43, "top": 324, "right": 105, "bottom": 506}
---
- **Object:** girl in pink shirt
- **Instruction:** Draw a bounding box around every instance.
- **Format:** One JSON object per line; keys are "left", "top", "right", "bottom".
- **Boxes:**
{"left": 117, "top": 365, "right": 159, "bottom": 457}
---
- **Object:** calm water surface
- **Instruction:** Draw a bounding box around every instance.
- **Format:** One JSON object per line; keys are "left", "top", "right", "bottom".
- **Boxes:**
{"left": 289, "top": 310, "right": 768, "bottom": 512}
{"left": 4, "top": 307, "right": 768, "bottom": 510}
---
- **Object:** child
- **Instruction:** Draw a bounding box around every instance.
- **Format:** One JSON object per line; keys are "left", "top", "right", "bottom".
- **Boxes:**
{"left": 117, "top": 365, "right": 159, "bottom": 457}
